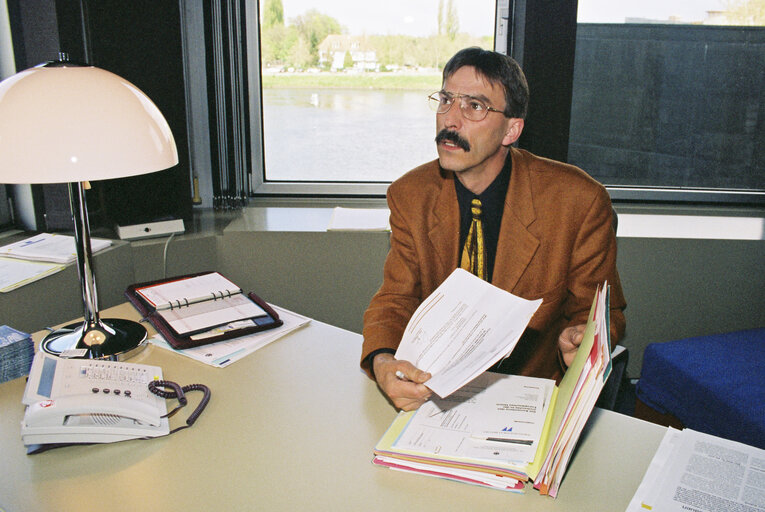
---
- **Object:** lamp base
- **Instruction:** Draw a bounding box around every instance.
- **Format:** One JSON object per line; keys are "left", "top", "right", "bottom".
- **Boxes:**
{"left": 41, "top": 318, "right": 148, "bottom": 360}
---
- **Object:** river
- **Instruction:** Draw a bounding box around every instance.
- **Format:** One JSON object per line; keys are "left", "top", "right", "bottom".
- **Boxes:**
{"left": 262, "top": 88, "right": 439, "bottom": 182}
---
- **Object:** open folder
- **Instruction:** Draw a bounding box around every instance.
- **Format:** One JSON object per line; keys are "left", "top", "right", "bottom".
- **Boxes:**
{"left": 373, "top": 283, "right": 612, "bottom": 498}
{"left": 125, "top": 271, "right": 282, "bottom": 350}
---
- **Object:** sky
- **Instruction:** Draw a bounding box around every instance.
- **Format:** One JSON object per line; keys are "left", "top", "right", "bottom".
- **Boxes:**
{"left": 280, "top": 0, "right": 495, "bottom": 37}
{"left": 577, "top": 0, "right": 726, "bottom": 23}
{"left": 274, "top": 0, "right": 728, "bottom": 37}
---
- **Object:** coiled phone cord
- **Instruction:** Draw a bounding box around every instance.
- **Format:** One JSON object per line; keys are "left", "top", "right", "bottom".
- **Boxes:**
{"left": 148, "top": 380, "right": 211, "bottom": 434}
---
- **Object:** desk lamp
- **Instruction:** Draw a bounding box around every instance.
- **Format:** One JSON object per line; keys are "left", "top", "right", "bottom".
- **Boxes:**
{"left": 0, "top": 56, "right": 178, "bottom": 359}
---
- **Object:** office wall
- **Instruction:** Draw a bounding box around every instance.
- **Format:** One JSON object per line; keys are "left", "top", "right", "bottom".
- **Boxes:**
{"left": 617, "top": 237, "right": 764, "bottom": 376}
{"left": 1, "top": 242, "right": 136, "bottom": 334}
{"left": 216, "top": 230, "right": 390, "bottom": 337}
{"left": 1, "top": 211, "right": 763, "bottom": 378}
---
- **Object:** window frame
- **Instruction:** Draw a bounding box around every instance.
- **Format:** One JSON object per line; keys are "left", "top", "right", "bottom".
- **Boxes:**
{"left": 246, "top": 0, "right": 509, "bottom": 198}
{"left": 244, "top": 0, "right": 765, "bottom": 205}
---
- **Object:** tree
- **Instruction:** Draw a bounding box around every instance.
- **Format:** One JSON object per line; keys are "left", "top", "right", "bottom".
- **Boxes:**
{"left": 724, "top": 0, "right": 765, "bottom": 25}
{"left": 343, "top": 50, "right": 354, "bottom": 70}
{"left": 291, "top": 9, "right": 344, "bottom": 64}
{"left": 438, "top": 0, "right": 444, "bottom": 36}
{"left": 263, "top": 0, "right": 284, "bottom": 29}
{"left": 445, "top": 0, "right": 459, "bottom": 41}
{"left": 288, "top": 35, "right": 313, "bottom": 69}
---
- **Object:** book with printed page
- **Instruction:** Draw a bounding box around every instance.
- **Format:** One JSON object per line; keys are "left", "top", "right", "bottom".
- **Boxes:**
{"left": 125, "top": 271, "right": 283, "bottom": 350}
{"left": 373, "top": 284, "right": 612, "bottom": 497}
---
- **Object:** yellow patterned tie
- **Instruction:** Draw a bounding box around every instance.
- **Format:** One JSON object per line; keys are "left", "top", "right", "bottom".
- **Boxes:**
{"left": 460, "top": 198, "right": 486, "bottom": 280}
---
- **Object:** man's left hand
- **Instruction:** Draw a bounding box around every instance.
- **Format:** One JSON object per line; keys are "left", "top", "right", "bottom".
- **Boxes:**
{"left": 558, "top": 324, "right": 586, "bottom": 367}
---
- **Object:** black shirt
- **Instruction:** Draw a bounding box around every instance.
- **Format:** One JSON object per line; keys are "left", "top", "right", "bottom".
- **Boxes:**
{"left": 454, "top": 154, "right": 511, "bottom": 283}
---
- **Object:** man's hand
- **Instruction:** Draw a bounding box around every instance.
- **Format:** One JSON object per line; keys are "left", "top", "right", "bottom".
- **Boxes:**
{"left": 558, "top": 324, "right": 586, "bottom": 368}
{"left": 372, "top": 353, "right": 432, "bottom": 411}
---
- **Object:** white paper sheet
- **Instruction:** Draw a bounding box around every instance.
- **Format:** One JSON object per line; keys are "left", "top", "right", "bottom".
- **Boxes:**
{"left": 0, "top": 257, "right": 64, "bottom": 292}
{"left": 393, "top": 372, "right": 554, "bottom": 464}
{"left": 149, "top": 305, "right": 311, "bottom": 367}
{"left": 627, "top": 428, "right": 765, "bottom": 512}
{"left": 626, "top": 427, "right": 683, "bottom": 512}
{"left": 394, "top": 268, "right": 542, "bottom": 398}
{"left": 0, "top": 233, "right": 111, "bottom": 264}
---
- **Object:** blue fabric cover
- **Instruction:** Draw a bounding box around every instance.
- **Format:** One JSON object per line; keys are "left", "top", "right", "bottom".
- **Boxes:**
{"left": 636, "top": 328, "right": 765, "bottom": 449}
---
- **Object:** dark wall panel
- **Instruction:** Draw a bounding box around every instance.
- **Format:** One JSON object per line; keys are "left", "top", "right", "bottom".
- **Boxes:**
{"left": 569, "top": 24, "right": 765, "bottom": 191}
{"left": 72, "top": 0, "right": 193, "bottom": 227}
{"left": 8, "top": 0, "right": 193, "bottom": 231}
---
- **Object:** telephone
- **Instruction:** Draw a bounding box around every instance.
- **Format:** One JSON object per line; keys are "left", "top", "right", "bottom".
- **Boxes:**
{"left": 21, "top": 351, "right": 170, "bottom": 445}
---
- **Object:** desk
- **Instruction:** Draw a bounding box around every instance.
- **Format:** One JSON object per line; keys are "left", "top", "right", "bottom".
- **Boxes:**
{"left": 0, "top": 304, "right": 666, "bottom": 512}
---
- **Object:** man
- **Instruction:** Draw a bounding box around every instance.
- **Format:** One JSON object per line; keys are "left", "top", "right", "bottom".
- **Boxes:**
{"left": 361, "top": 47, "right": 626, "bottom": 411}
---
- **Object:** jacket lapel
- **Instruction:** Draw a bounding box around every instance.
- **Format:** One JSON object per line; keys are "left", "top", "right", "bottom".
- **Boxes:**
{"left": 428, "top": 170, "right": 460, "bottom": 281}
{"left": 492, "top": 148, "right": 540, "bottom": 292}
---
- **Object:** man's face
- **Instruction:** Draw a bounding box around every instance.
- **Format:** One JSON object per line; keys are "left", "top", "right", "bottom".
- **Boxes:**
{"left": 435, "top": 66, "right": 521, "bottom": 181}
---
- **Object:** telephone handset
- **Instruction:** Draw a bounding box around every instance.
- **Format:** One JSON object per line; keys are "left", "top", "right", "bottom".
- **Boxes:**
{"left": 21, "top": 351, "right": 170, "bottom": 446}
{"left": 25, "top": 393, "right": 162, "bottom": 427}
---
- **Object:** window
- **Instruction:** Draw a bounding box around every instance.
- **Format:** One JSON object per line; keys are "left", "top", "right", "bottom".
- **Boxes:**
{"left": 570, "top": 0, "right": 765, "bottom": 202}
{"left": 245, "top": 0, "right": 763, "bottom": 203}
{"left": 251, "top": 0, "right": 502, "bottom": 195}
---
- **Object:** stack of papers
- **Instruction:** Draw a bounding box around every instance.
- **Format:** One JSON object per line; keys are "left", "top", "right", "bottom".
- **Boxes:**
{"left": 372, "top": 272, "right": 613, "bottom": 497}
{"left": 374, "top": 372, "right": 554, "bottom": 492}
{"left": 0, "top": 325, "right": 34, "bottom": 383}
{"left": 149, "top": 305, "right": 311, "bottom": 367}
{"left": 0, "top": 257, "right": 64, "bottom": 293}
{"left": 627, "top": 428, "right": 765, "bottom": 512}
{"left": 532, "top": 282, "right": 612, "bottom": 497}
{"left": 0, "top": 232, "right": 112, "bottom": 264}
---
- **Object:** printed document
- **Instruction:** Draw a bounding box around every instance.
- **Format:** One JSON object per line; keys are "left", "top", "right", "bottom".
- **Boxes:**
{"left": 136, "top": 272, "right": 242, "bottom": 309}
{"left": 395, "top": 268, "right": 542, "bottom": 398}
{"left": 627, "top": 428, "right": 765, "bottom": 512}
{"left": 0, "top": 233, "right": 111, "bottom": 264}
{"left": 0, "top": 257, "right": 64, "bottom": 292}
{"left": 149, "top": 305, "right": 311, "bottom": 367}
{"left": 158, "top": 293, "right": 267, "bottom": 336}
{"left": 393, "top": 372, "right": 555, "bottom": 464}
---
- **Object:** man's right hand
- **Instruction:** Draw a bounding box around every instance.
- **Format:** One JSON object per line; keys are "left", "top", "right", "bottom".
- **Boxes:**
{"left": 372, "top": 353, "right": 432, "bottom": 411}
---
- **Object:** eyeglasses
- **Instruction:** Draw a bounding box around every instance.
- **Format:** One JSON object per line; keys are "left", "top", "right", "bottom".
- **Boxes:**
{"left": 428, "top": 91, "right": 505, "bottom": 121}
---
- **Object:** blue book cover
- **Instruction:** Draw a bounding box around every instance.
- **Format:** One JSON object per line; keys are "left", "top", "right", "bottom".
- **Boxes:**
{"left": 0, "top": 325, "right": 31, "bottom": 347}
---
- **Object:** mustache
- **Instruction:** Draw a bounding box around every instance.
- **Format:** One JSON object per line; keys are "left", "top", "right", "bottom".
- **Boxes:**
{"left": 435, "top": 129, "right": 470, "bottom": 152}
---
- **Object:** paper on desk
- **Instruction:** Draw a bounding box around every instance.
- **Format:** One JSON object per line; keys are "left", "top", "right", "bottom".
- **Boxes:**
{"left": 0, "top": 232, "right": 111, "bottom": 264}
{"left": 393, "top": 372, "right": 555, "bottom": 465}
{"left": 373, "top": 455, "right": 525, "bottom": 491}
{"left": 326, "top": 207, "right": 390, "bottom": 231}
{"left": 625, "top": 427, "right": 683, "bottom": 512}
{"left": 628, "top": 428, "right": 765, "bottom": 512}
{"left": 0, "top": 256, "right": 65, "bottom": 292}
{"left": 395, "top": 268, "right": 542, "bottom": 398}
{"left": 149, "top": 305, "right": 311, "bottom": 367}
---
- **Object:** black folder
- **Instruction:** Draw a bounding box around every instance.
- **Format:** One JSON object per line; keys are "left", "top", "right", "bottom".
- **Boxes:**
{"left": 125, "top": 271, "right": 283, "bottom": 350}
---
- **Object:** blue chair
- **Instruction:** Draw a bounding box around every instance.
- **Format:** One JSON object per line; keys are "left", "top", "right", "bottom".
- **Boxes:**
{"left": 635, "top": 328, "right": 765, "bottom": 449}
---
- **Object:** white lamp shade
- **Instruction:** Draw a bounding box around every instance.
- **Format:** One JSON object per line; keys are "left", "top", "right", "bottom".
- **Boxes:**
{"left": 0, "top": 64, "right": 178, "bottom": 184}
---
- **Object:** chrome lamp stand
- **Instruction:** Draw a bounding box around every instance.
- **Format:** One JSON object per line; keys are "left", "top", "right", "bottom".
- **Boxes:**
{"left": 40, "top": 181, "right": 147, "bottom": 359}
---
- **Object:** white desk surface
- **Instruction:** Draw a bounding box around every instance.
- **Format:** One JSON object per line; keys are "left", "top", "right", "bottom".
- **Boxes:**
{"left": 0, "top": 304, "right": 666, "bottom": 512}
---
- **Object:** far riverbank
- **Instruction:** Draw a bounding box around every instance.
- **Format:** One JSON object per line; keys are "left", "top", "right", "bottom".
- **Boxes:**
{"left": 261, "top": 71, "right": 442, "bottom": 91}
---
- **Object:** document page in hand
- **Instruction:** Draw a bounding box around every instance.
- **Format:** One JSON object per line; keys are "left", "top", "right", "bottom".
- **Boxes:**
{"left": 395, "top": 268, "right": 542, "bottom": 398}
